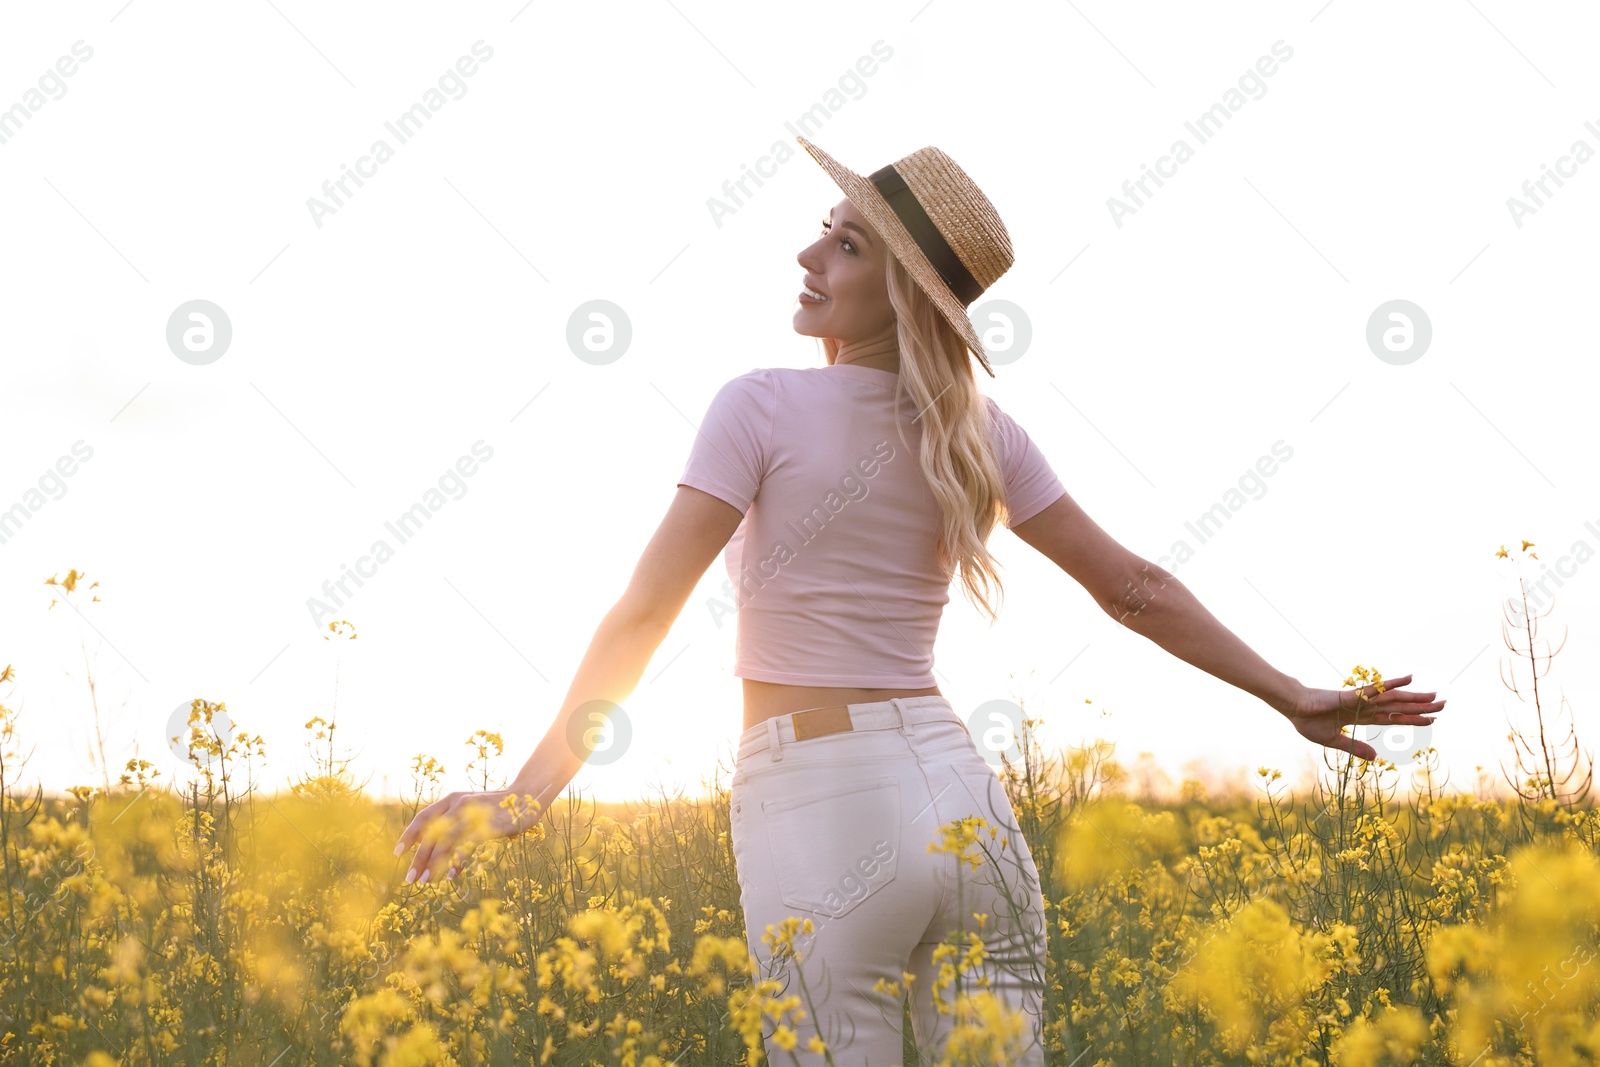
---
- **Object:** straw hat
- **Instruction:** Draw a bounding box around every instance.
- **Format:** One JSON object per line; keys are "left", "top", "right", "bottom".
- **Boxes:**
{"left": 796, "top": 135, "right": 1014, "bottom": 378}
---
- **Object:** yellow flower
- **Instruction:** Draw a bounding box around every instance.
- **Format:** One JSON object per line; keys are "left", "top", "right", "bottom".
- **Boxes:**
{"left": 1054, "top": 799, "right": 1180, "bottom": 887}
{"left": 762, "top": 917, "right": 813, "bottom": 962}
{"left": 1166, "top": 898, "right": 1345, "bottom": 1054}
{"left": 687, "top": 934, "right": 753, "bottom": 996}
{"left": 1328, "top": 1004, "right": 1428, "bottom": 1067}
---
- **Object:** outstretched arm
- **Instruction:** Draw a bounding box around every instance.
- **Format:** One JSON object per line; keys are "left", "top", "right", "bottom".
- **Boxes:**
{"left": 1011, "top": 492, "right": 1446, "bottom": 760}
{"left": 396, "top": 485, "right": 745, "bottom": 884}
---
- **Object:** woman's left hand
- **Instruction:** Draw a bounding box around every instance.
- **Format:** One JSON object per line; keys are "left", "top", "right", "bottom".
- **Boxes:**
{"left": 393, "top": 788, "right": 544, "bottom": 885}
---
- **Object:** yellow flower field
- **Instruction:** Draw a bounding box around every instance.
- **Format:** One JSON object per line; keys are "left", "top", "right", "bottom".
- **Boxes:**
{"left": 4, "top": 554, "right": 1597, "bottom": 1066}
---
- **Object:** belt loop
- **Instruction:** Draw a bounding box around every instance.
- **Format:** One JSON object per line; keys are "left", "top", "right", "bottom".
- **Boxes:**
{"left": 767, "top": 716, "right": 783, "bottom": 761}
{"left": 892, "top": 697, "right": 914, "bottom": 739}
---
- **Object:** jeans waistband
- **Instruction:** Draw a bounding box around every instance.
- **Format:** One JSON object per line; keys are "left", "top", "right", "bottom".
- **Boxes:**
{"left": 736, "top": 695, "right": 961, "bottom": 763}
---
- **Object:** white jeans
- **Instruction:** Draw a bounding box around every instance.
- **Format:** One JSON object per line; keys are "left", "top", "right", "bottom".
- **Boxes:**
{"left": 728, "top": 695, "right": 1048, "bottom": 1066}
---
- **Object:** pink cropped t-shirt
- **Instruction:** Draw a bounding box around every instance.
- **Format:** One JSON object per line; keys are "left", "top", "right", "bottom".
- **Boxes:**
{"left": 676, "top": 361, "right": 1067, "bottom": 687}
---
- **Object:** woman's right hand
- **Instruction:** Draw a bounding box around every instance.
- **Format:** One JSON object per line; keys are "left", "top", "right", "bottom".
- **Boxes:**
{"left": 394, "top": 786, "right": 550, "bottom": 886}
{"left": 1279, "top": 672, "right": 1446, "bottom": 761}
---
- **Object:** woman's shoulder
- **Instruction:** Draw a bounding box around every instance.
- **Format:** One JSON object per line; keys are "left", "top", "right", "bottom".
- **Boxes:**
{"left": 978, "top": 392, "right": 1032, "bottom": 459}
{"left": 706, "top": 366, "right": 779, "bottom": 392}
{"left": 700, "top": 368, "right": 781, "bottom": 420}
{"left": 711, "top": 365, "right": 823, "bottom": 396}
{"left": 714, "top": 365, "right": 788, "bottom": 385}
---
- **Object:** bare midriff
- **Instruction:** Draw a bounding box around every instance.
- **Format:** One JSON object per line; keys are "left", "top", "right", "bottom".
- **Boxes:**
{"left": 741, "top": 678, "right": 943, "bottom": 734}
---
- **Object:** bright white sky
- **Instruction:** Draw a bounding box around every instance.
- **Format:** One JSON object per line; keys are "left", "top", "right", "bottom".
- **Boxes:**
{"left": 2, "top": 2, "right": 1596, "bottom": 809}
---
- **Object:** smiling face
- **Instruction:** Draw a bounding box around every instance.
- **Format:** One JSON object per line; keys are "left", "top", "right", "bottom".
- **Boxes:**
{"left": 793, "top": 198, "right": 897, "bottom": 349}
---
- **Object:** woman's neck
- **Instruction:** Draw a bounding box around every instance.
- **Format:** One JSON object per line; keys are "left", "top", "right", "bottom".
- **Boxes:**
{"left": 832, "top": 336, "right": 900, "bottom": 374}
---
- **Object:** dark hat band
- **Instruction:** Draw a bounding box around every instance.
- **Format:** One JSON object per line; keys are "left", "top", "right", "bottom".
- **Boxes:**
{"left": 869, "top": 164, "right": 984, "bottom": 307}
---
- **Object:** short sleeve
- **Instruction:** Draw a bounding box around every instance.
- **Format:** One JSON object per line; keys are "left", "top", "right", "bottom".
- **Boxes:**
{"left": 986, "top": 396, "right": 1066, "bottom": 529}
{"left": 676, "top": 370, "right": 776, "bottom": 514}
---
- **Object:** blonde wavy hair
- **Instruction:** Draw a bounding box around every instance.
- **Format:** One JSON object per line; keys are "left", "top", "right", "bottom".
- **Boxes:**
{"left": 820, "top": 252, "right": 1010, "bottom": 623}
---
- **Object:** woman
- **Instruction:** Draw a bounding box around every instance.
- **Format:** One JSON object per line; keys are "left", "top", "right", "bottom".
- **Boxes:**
{"left": 395, "top": 137, "right": 1447, "bottom": 1064}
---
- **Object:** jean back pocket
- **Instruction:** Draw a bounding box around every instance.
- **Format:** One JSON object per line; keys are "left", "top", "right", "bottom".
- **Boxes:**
{"left": 761, "top": 775, "right": 901, "bottom": 920}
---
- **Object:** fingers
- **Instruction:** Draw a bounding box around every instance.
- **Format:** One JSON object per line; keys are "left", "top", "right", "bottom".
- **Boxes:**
{"left": 403, "top": 825, "right": 441, "bottom": 883}
{"left": 394, "top": 794, "right": 453, "bottom": 854}
{"left": 1355, "top": 680, "right": 1447, "bottom": 717}
{"left": 406, "top": 830, "right": 442, "bottom": 883}
{"left": 1351, "top": 673, "right": 1425, "bottom": 700}
{"left": 405, "top": 845, "right": 434, "bottom": 884}
{"left": 1350, "top": 673, "right": 1410, "bottom": 696}
{"left": 1363, "top": 675, "right": 1448, "bottom": 710}
{"left": 407, "top": 839, "right": 463, "bottom": 885}
{"left": 1320, "top": 726, "right": 1378, "bottom": 761}
{"left": 1365, "top": 700, "right": 1446, "bottom": 720}
{"left": 1370, "top": 705, "right": 1441, "bottom": 721}
{"left": 400, "top": 803, "right": 461, "bottom": 885}
{"left": 1336, "top": 735, "right": 1379, "bottom": 761}
{"left": 1386, "top": 690, "right": 1444, "bottom": 707}
{"left": 404, "top": 804, "right": 497, "bottom": 885}
{"left": 394, "top": 792, "right": 531, "bottom": 887}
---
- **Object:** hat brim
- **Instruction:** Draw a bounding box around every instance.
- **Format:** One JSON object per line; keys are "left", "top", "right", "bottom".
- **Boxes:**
{"left": 796, "top": 136, "right": 995, "bottom": 378}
